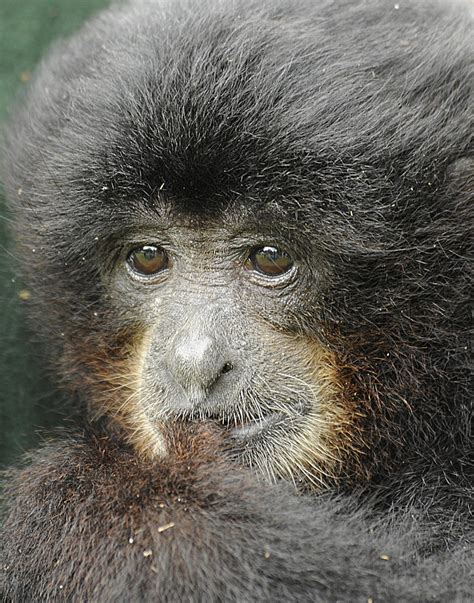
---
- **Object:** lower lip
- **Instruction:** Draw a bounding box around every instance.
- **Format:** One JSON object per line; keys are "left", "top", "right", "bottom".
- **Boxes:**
{"left": 229, "top": 414, "right": 279, "bottom": 438}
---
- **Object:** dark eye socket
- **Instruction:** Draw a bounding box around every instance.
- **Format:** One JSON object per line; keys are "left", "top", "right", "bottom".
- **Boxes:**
{"left": 245, "top": 246, "right": 294, "bottom": 277}
{"left": 127, "top": 245, "right": 168, "bottom": 277}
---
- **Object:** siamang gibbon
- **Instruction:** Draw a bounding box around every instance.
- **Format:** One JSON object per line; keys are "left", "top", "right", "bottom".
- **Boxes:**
{"left": 1, "top": 0, "right": 472, "bottom": 601}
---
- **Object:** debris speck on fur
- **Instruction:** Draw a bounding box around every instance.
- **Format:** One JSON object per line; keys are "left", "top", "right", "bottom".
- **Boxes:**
{"left": 157, "top": 522, "right": 175, "bottom": 533}
{"left": 18, "top": 289, "right": 31, "bottom": 301}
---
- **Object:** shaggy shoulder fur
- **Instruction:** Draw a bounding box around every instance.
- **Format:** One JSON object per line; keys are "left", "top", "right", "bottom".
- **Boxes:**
{"left": 1, "top": 427, "right": 472, "bottom": 602}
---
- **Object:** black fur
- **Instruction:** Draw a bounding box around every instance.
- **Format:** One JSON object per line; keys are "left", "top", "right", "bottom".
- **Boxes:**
{"left": 1, "top": 0, "right": 473, "bottom": 600}
{"left": 2, "top": 427, "right": 472, "bottom": 602}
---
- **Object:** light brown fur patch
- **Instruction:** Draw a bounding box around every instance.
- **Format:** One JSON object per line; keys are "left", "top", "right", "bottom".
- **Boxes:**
{"left": 63, "top": 327, "right": 167, "bottom": 459}
{"left": 270, "top": 338, "right": 361, "bottom": 488}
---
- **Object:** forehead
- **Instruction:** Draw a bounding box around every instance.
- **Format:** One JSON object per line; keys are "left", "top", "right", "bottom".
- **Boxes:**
{"left": 125, "top": 194, "right": 310, "bottom": 247}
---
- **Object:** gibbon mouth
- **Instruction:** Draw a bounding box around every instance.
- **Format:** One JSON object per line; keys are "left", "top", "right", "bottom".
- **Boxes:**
{"left": 165, "top": 403, "right": 308, "bottom": 439}
{"left": 175, "top": 412, "right": 281, "bottom": 439}
{"left": 169, "top": 410, "right": 285, "bottom": 440}
{"left": 227, "top": 413, "right": 281, "bottom": 439}
{"left": 213, "top": 404, "right": 308, "bottom": 440}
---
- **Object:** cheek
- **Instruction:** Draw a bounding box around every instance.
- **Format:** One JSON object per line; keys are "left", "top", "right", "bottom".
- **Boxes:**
{"left": 300, "top": 343, "right": 352, "bottom": 458}
{"left": 265, "top": 337, "right": 359, "bottom": 486}
{"left": 63, "top": 327, "right": 167, "bottom": 460}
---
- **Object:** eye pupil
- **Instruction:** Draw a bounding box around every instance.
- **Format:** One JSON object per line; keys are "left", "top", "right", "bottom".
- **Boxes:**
{"left": 247, "top": 246, "right": 293, "bottom": 277}
{"left": 128, "top": 245, "right": 168, "bottom": 276}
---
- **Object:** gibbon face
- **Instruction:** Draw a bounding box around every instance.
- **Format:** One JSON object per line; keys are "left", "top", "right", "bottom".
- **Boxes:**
{"left": 4, "top": 0, "right": 471, "bottom": 490}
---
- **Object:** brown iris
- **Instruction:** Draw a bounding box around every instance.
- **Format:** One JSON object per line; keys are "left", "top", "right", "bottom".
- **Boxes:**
{"left": 127, "top": 245, "right": 168, "bottom": 276}
{"left": 245, "top": 246, "right": 294, "bottom": 277}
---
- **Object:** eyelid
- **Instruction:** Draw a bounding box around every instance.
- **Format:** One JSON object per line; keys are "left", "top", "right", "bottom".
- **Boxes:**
{"left": 101, "top": 234, "right": 171, "bottom": 271}
{"left": 122, "top": 243, "right": 171, "bottom": 285}
{"left": 244, "top": 245, "right": 296, "bottom": 280}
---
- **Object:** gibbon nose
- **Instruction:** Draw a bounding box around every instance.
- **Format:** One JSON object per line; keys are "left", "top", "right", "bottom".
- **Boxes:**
{"left": 168, "top": 333, "right": 234, "bottom": 403}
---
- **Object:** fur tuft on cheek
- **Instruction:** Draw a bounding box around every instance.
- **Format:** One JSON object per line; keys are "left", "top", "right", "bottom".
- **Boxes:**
{"left": 61, "top": 327, "right": 167, "bottom": 460}
{"left": 267, "top": 339, "right": 358, "bottom": 489}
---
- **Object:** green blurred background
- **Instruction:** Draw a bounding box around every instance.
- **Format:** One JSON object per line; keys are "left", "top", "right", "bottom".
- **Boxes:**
{"left": 0, "top": 0, "right": 109, "bottom": 468}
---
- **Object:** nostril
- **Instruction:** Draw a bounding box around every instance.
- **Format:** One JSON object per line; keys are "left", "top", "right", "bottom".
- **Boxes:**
{"left": 221, "top": 362, "right": 233, "bottom": 375}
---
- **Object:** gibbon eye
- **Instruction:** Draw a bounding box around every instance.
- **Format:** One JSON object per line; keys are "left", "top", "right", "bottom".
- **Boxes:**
{"left": 245, "top": 246, "right": 294, "bottom": 277}
{"left": 127, "top": 245, "right": 168, "bottom": 276}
